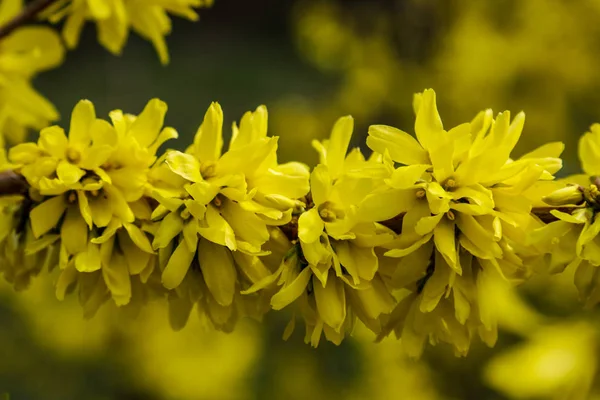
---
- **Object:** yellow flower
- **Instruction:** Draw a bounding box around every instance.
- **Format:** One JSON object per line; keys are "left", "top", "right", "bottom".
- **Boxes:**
{"left": 0, "top": 0, "right": 65, "bottom": 144}
{"left": 368, "top": 89, "right": 562, "bottom": 355}
{"left": 151, "top": 103, "right": 309, "bottom": 330}
{"left": 485, "top": 322, "right": 597, "bottom": 400}
{"left": 245, "top": 115, "right": 396, "bottom": 346}
{"left": 46, "top": 0, "right": 213, "bottom": 64}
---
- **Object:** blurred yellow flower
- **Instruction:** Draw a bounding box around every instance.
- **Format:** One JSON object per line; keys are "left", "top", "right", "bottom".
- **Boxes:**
{"left": 533, "top": 123, "right": 600, "bottom": 307}
{"left": 485, "top": 322, "right": 597, "bottom": 400}
{"left": 46, "top": 0, "right": 214, "bottom": 64}
{"left": 0, "top": 0, "right": 64, "bottom": 144}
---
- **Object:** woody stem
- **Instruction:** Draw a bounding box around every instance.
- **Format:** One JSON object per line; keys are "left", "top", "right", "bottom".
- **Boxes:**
{"left": 0, "top": 169, "right": 581, "bottom": 236}
{"left": 0, "top": 170, "right": 29, "bottom": 195}
{"left": 0, "top": 0, "right": 60, "bottom": 40}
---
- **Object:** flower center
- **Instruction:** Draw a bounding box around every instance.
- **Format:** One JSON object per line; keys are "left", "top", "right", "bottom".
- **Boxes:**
{"left": 443, "top": 177, "right": 456, "bottom": 191}
{"left": 67, "top": 191, "right": 77, "bottom": 203}
{"left": 200, "top": 162, "right": 216, "bottom": 179}
{"left": 211, "top": 193, "right": 225, "bottom": 208}
{"left": 317, "top": 201, "right": 343, "bottom": 222}
{"left": 66, "top": 147, "right": 81, "bottom": 164}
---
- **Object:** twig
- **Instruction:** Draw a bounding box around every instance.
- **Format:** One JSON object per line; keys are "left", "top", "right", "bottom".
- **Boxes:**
{"left": 531, "top": 206, "right": 582, "bottom": 224}
{"left": 0, "top": 168, "right": 578, "bottom": 228}
{"left": 0, "top": 171, "right": 28, "bottom": 195}
{"left": 0, "top": 0, "right": 60, "bottom": 41}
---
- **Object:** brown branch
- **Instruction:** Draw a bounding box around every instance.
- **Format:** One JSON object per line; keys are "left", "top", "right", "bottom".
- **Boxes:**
{"left": 0, "top": 170, "right": 28, "bottom": 195}
{"left": 0, "top": 168, "right": 581, "bottom": 229}
{"left": 532, "top": 206, "right": 583, "bottom": 224}
{"left": 379, "top": 206, "right": 582, "bottom": 234}
{"left": 0, "top": 0, "right": 60, "bottom": 40}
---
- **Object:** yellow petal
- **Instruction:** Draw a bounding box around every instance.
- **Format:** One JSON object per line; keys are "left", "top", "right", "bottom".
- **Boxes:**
{"left": 161, "top": 239, "right": 195, "bottom": 289}
{"left": 69, "top": 99, "right": 96, "bottom": 145}
{"left": 367, "top": 125, "right": 428, "bottom": 165}
{"left": 119, "top": 230, "right": 152, "bottom": 275}
{"left": 61, "top": 206, "right": 88, "bottom": 254}
{"left": 87, "top": 0, "right": 111, "bottom": 19}
{"left": 271, "top": 267, "right": 312, "bottom": 310}
{"left": 414, "top": 89, "right": 443, "bottom": 151}
{"left": 184, "top": 199, "right": 206, "bottom": 220}
{"left": 197, "top": 205, "right": 237, "bottom": 250}
{"left": 80, "top": 143, "right": 113, "bottom": 170}
{"left": 359, "top": 189, "right": 417, "bottom": 222}
{"left": 580, "top": 124, "right": 600, "bottom": 176}
{"left": 420, "top": 252, "right": 451, "bottom": 312}
{"left": 310, "top": 164, "right": 331, "bottom": 206}
{"left": 198, "top": 238, "right": 237, "bottom": 306}
{"left": 89, "top": 195, "right": 112, "bottom": 227}
{"left": 153, "top": 211, "right": 184, "bottom": 249}
{"left": 123, "top": 223, "right": 154, "bottom": 253}
{"left": 314, "top": 273, "right": 346, "bottom": 331}
{"left": 104, "top": 184, "right": 134, "bottom": 222}
{"left": 102, "top": 252, "right": 131, "bottom": 306}
{"left": 434, "top": 218, "right": 459, "bottom": 273}
{"left": 56, "top": 265, "right": 78, "bottom": 301}
{"left": 75, "top": 242, "right": 101, "bottom": 272}
{"left": 186, "top": 181, "right": 219, "bottom": 204}
{"left": 193, "top": 102, "right": 223, "bottom": 163}
{"left": 229, "top": 105, "right": 268, "bottom": 149}
{"left": 217, "top": 137, "right": 277, "bottom": 176}
{"left": 30, "top": 195, "right": 67, "bottom": 238}
{"left": 91, "top": 218, "right": 121, "bottom": 244}
{"left": 128, "top": 98, "right": 167, "bottom": 148}
{"left": 77, "top": 190, "right": 92, "bottom": 228}
{"left": 57, "top": 160, "right": 85, "bottom": 185}
{"left": 298, "top": 208, "right": 324, "bottom": 243}
{"left": 429, "top": 139, "right": 454, "bottom": 183}
{"left": 221, "top": 201, "right": 269, "bottom": 246}
{"left": 326, "top": 115, "right": 353, "bottom": 178}
{"left": 39, "top": 125, "right": 67, "bottom": 158}
{"left": 385, "top": 165, "right": 429, "bottom": 189}
{"left": 182, "top": 219, "right": 199, "bottom": 252}
{"left": 165, "top": 150, "right": 202, "bottom": 182}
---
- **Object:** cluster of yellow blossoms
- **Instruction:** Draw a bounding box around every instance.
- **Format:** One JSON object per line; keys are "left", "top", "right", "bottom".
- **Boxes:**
{"left": 4, "top": 87, "right": 595, "bottom": 356}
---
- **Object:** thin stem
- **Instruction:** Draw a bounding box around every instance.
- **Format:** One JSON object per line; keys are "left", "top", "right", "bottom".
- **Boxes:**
{"left": 0, "top": 0, "right": 60, "bottom": 41}
{"left": 0, "top": 170, "right": 28, "bottom": 195}
{"left": 0, "top": 168, "right": 579, "bottom": 229}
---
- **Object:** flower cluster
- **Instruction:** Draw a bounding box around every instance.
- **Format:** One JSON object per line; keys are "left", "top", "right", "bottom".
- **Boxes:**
{"left": 7, "top": 88, "right": 600, "bottom": 357}
{"left": 45, "top": 0, "right": 214, "bottom": 64}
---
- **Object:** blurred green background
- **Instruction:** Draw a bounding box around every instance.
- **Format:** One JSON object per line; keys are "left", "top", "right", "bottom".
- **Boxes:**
{"left": 4, "top": 0, "right": 600, "bottom": 399}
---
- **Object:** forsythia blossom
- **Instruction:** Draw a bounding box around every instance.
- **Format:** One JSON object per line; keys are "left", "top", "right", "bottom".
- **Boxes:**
{"left": 45, "top": 0, "right": 214, "bottom": 64}
{"left": 149, "top": 103, "right": 310, "bottom": 331}
{"left": 245, "top": 116, "right": 396, "bottom": 346}
{"left": 366, "top": 89, "right": 562, "bottom": 356}
{"left": 8, "top": 98, "right": 175, "bottom": 314}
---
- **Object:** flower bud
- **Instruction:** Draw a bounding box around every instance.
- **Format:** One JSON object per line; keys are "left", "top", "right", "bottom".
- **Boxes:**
{"left": 542, "top": 185, "right": 584, "bottom": 206}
